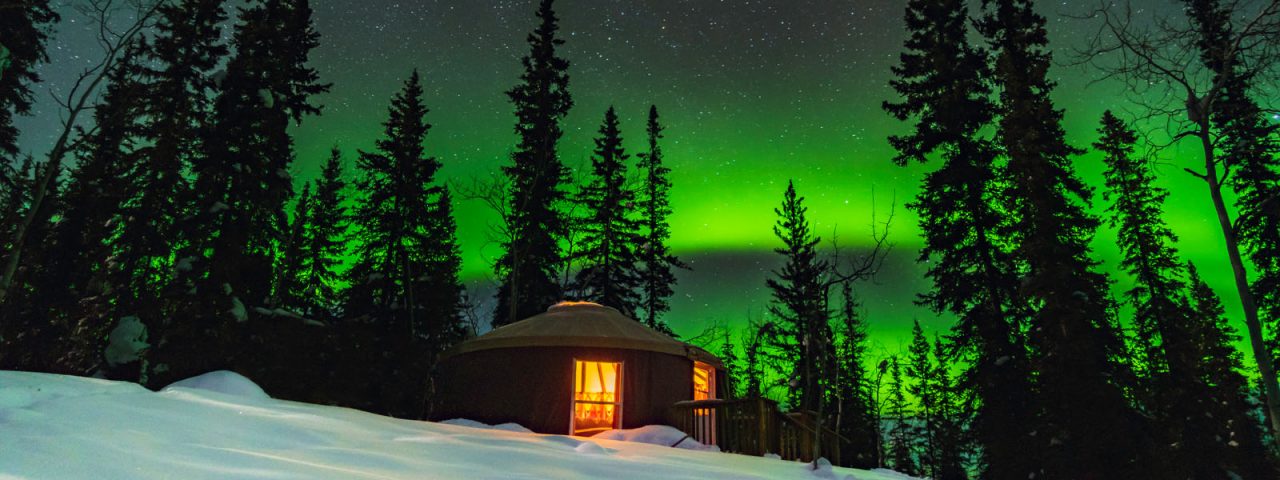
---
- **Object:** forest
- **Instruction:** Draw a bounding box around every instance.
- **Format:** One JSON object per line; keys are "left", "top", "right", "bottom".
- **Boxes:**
{"left": 2, "top": 0, "right": 1280, "bottom": 479}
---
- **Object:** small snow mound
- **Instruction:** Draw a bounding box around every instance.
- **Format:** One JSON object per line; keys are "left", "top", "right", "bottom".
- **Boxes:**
{"left": 162, "top": 371, "right": 269, "bottom": 400}
{"left": 809, "top": 457, "right": 853, "bottom": 479}
{"left": 595, "top": 425, "right": 718, "bottom": 451}
{"left": 574, "top": 441, "right": 608, "bottom": 455}
{"left": 439, "top": 418, "right": 533, "bottom": 433}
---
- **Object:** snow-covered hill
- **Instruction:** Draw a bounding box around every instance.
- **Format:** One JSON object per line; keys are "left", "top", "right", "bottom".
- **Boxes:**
{"left": 0, "top": 371, "right": 915, "bottom": 479}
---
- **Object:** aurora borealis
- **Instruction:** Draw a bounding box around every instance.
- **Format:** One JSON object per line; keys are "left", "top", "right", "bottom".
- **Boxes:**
{"left": 16, "top": 0, "right": 1274, "bottom": 357}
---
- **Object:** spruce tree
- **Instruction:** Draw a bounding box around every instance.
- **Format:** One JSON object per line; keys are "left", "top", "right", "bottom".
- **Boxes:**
{"left": 636, "top": 105, "right": 685, "bottom": 335}
{"left": 0, "top": 0, "right": 58, "bottom": 287}
{"left": 929, "top": 337, "right": 969, "bottom": 480}
{"left": 1096, "top": 111, "right": 1186, "bottom": 380}
{"left": 0, "top": 158, "right": 61, "bottom": 370}
{"left": 1184, "top": 264, "right": 1275, "bottom": 479}
{"left": 765, "top": 181, "right": 831, "bottom": 413}
{"left": 345, "top": 70, "right": 465, "bottom": 418}
{"left": 0, "top": 0, "right": 57, "bottom": 161}
{"left": 574, "top": 106, "right": 641, "bottom": 315}
{"left": 904, "top": 320, "right": 937, "bottom": 477}
{"left": 493, "top": 0, "right": 572, "bottom": 327}
{"left": 158, "top": 0, "right": 327, "bottom": 386}
{"left": 27, "top": 43, "right": 147, "bottom": 374}
{"left": 297, "top": 148, "right": 349, "bottom": 319}
{"left": 883, "top": 0, "right": 1037, "bottom": 477}
{"left": 833, "top": 282, "right": 879, "bottom": 469}
{"left": 113, "top": 0, "right": 227, "bottom": 340}
{"left": 982, "top": 1, "right": 1148, "bottom": 477}
{"left": 274, "top": 182, "right": 312, "bottom": 311}
{"left": 885, "top": 356, "right": 918, "bottom": 477}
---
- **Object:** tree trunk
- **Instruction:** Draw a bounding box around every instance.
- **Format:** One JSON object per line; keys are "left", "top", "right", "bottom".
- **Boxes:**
{"left": 1196, "top": 122, "right": 1280, "bottom": 444}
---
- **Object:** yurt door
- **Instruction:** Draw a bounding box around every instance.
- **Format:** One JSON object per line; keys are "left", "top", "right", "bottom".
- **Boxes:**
{"left": 571, "top": 360, "right": 623, "bottom": 436}
{"left": 693, "top": 361, "right": 717, "bottom": 444}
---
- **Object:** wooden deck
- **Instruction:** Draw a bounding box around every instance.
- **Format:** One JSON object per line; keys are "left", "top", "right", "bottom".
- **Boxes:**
{"left": 666, "top": 398, "right": 849, "bottom": 465}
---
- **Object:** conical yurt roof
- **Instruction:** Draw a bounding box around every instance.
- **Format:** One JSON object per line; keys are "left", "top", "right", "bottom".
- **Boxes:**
{"left": 442, "top": 302, "right": 721, "bottom": 367}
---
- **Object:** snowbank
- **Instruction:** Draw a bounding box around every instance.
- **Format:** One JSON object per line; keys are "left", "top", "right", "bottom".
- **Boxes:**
{"left": 161, "top": 370, "right": 270, "bottom": 400}
{"left": 0, "top": 370, "right": 916, "bottom": 480}
{"left": 440, "top": 418, "right": 534, "bottom": 433}
{"left": 595, "top": 425, "right": 718, "bottom": 451}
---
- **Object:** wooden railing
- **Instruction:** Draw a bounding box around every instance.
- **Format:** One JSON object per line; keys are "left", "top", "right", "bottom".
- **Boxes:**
{"left": 667, "top": 398, "right": 848, "bottom": 465}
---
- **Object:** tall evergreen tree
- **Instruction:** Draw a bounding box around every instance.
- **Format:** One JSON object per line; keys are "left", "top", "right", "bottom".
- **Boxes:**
{"left": 765, "top": 180, "right": 831, "bottom": 413}
{"left": 112, "top": 0, "right": 227, "bottom": 342}
{"left": 832, "top": 282, "right": 879, "bottom": 469}
{"left": 574, "top": 106, "right": 641, "bottom": 315}
{"left": 158, "top": 0, "right": 328, "bottom": 386}
{"left": 883, "top": 0, "right": 1037, "bottom": 477}
{"left": 1100, "top": 112, "right": 1274, "bottom": 477}
{"left": 885, "top": 356, "right": 918, "bottom": 477}
{"left": 25, "top": 43, "right": 147, "bottom": 374}
{"left": 0, "top": 157, "right": 61, "bottom": 369}
{"left": 981, "top": 1, "right": 1148, "bottom": 478}
{"left": 296, "top": 148, "right": 349, "bottom": 319}
{"left": 929, "top": 337, "right": 969, "bottom": 480}
{"left": 493, "top": 0, "right": 572, "bottom": 327}
{"left": 345, "top": 70, "right": 466, "bottom": 418}
{"left": 274, "top": 182, "right": 313, "bottom": 310}
{"left": 0, "top": 0, "right": 58, "bottom": 276}
{"left": 1184, "top": 264, "right": 1275, "bottom": 479}
{"left": 635, "top": 105, "right": 685, "bottom": 335}
{"left": 904, "top": 320, "right": 938, "bottom": 477}
{"left": 0, "top": 0, "right": 57, "bottom": 161}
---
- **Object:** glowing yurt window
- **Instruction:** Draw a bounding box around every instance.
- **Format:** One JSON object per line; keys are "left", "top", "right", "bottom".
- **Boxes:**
{"left": 572, "top": 360, "right": 622, "bottom": 436}
{"left": 693, "top": 362, "right": 715, "bottom": 400}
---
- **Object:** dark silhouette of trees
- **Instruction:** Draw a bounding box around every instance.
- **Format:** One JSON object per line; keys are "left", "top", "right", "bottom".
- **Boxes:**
{"left": 1098, "top": 110, "right": 1274, "bottom": 479}
{"left": 493, "top": 0, "right": 573, "bottom": 327}
{"left": 831, "top": 282, "right": 879, "bottom": 469}
{"left": 112, "top": 0, "right": 227, "bottom": 341}
{"left": 573, "top": 107, "right": 641, "bottom": 315}
{"left": 296, "top": 148, "right": 349, "bottom": 319}
{"left": 636, "top": 105, "right": 686, "bottom": 335}
{"left": 765, "top": 180, "right": 831, "bottom": 414}
{"left": 982, "top": 1, "right": 1149, "bottom": 478}
{"left": 883, "top": 0, "right": 1036, "bottom": 477}
{"left": 345, "top": 70, "right": 466, "bottom": 418}
{"left": 1078, "top": 0, "right": 1280, "bottom": 442}
{"left": 158, "top": 0, "right": 328, "bottom": 386}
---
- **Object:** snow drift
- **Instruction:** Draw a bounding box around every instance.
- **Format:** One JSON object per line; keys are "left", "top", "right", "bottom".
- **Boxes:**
{"left": 0, "top": 370, "right": 917, "bottom": 480}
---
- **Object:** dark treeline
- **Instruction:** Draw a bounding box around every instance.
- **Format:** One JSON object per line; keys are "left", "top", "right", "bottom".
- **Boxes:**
{"left": 873, "top": 0, "right": 1280, "bottom": 479}
{"left": 0, "top": 0, "right": 685, "bottom": 420}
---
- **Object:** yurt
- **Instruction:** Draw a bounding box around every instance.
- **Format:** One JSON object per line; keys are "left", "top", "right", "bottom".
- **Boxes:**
{"left": 432, "top": 302, "right": 725, "bottom": 437}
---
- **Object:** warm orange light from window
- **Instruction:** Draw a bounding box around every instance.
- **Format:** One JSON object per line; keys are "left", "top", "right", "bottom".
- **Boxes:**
{"left": 694, "top": 362, "right": 715, "bottom": 400}
{"left": 573, "top": 360, "right": 621, "bottom": 436}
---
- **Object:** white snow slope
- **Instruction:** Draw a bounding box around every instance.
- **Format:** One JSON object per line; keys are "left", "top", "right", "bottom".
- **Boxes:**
{"left": 0, "top": 370, "right": 917, "bottom": 480}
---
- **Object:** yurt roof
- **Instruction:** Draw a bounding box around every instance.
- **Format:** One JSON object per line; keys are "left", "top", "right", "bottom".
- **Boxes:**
{"left": 441, "top": 302, "right": 722, "bottom": 368}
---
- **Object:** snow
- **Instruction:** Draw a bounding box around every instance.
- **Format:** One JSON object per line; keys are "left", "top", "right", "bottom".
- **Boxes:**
{"left": 161, "top": 371, "right": 270, "bottom": 400}
{"left": 104, "top": 316, "right": 148, "bottom": 367}
{"left": 440, "top": 418, "right": 534, "bottom": 433}
{"left": 594, "top": 425, "right": 718, "bottom": 451}
{"left": 0, "top": 371, "right": 917, "bottom": 480}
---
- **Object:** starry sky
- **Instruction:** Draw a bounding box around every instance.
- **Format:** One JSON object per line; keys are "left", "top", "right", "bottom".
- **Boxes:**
{"left": 17, "top": 0, "right": 1275, "bottom": 359}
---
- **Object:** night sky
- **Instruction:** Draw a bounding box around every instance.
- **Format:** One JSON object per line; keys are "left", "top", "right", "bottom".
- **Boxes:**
{"left": 18, "top": 0, "right": 1273, "bottom": 358}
